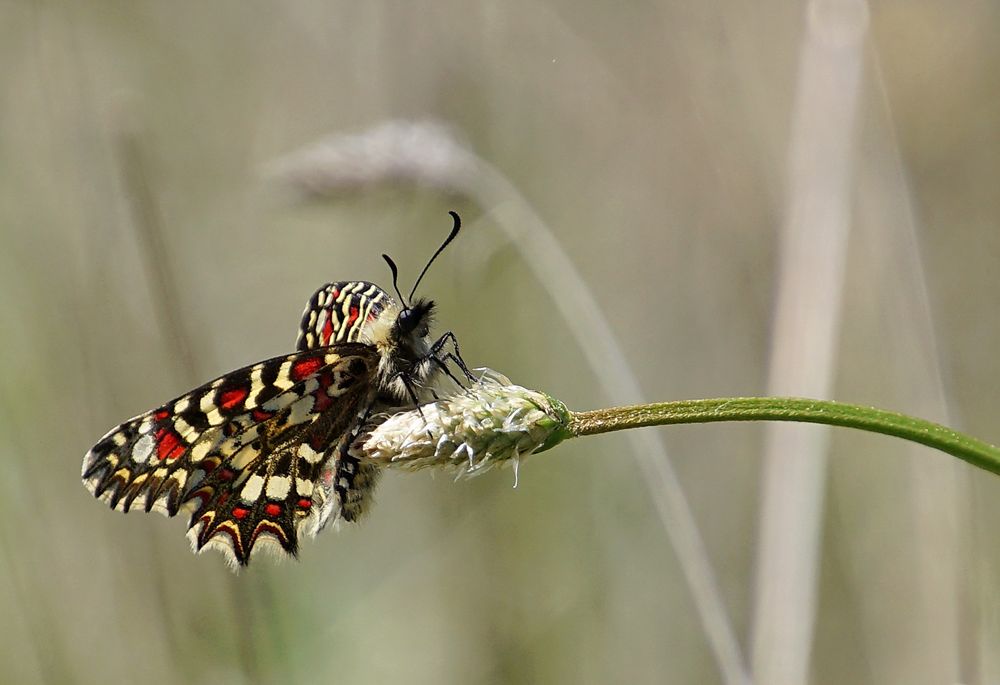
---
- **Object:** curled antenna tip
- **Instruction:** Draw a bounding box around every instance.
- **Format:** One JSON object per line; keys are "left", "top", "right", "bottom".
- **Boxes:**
{"left": 382, "top": 254, "right": 406, "bottom": 305}
{"left": 447, "top": 211, "right": 461, "bottom": 240}
{"left": 409, "top": 211, "right": 463, "bottom": 301}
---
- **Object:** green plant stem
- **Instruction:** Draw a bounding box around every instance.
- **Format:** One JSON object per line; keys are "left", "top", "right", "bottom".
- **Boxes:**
{"left": 564, "top": 397, "right": 1000, "bottom": 478}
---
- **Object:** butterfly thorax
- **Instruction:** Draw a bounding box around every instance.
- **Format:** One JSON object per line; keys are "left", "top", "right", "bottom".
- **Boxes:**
{"left": 298, "top": 281, "right": 440, "bottom": 406}
{"left": 365, "top": 298, "right": 437, "bottom": 403}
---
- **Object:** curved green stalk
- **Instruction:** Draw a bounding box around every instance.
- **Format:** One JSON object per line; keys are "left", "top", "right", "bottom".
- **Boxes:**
{"left": 559, "top": 397, "right": 1000, "bottom": 477}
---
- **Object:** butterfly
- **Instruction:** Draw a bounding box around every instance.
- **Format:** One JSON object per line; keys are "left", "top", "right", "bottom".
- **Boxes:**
{"left": 82, "top": 212, "right": 470, "bottom": 568}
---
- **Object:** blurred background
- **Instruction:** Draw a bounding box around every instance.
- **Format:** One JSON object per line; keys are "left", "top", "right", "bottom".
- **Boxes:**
{"left": 2, "top": 1, "right": 999, "bottom": 683}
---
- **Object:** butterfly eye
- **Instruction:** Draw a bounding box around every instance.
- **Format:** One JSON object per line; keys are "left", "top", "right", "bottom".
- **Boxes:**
{"left": 397, "top": 308, "right": 417, "bottom": 334}
{"left": 397, "top": 300, "right": 433, "bottom": 337}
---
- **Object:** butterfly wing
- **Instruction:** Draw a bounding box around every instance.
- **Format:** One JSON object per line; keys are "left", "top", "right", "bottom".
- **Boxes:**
{"left": 82, "top": 343, "right": 380, "bottom": 567}
{"left": 294, "top": 280, "right": 394, "bottom": 533}
{"left": 297, "top": 281, "right": 392, "bottom": 350}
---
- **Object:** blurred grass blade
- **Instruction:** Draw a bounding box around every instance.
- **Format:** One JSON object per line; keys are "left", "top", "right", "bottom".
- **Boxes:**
{"left": 751, "top": 2, "right": 867, "bottom": 684}
{"left": 268, "top": 120, "right": 750, "bottom": 685}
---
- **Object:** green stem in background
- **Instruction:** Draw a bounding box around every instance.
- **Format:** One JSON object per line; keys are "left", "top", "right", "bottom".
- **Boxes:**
{"left": 557, "top": 397, "right": 1000, "bottom": 477}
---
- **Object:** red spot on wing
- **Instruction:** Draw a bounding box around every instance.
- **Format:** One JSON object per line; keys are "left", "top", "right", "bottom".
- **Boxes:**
{"left": 220, "top": 387, "right": 249, "bottom": 411}
{"left": 219, "top": 468, "right": 235, "bottom": 481}
{"left": 232, "top": 506, "right": 249, "bottom": 520}
{"left": 264, "top": 503, "right": 282, "bottom": 517}
{"left": 331, "top": 287, "right": 340, "bottom": 299}
{"left": 347, "top": 305, "right": 359, "bottom": 327}
{"left": 312, "top": 392, "right": 333, "bottom": 413}
{"left": 297, "top": 498, "right": 312, "bottom": 510}
{"left": 322, "top": 316, "right": 334, "bottom": 344}
{"left": 156, "top": 430, "right": 185, "bottom": 460}
{"left": 154, "top": 409, "right": 169, "bottom": 420}
{"left": 251, "top": 409, "right": 273, "bottom": 423}
{"left": 311, "top": 371, "right": 336, "bottom": 413}
{"left": 291, "top": 356, "right": 324, "bottom": 382}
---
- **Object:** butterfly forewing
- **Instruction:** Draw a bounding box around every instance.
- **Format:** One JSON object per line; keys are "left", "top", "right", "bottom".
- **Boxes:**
{"left": 297, "top": 281, "right": 392, "bottom": 350}
{"left": 82, "top": 343, "right": 381, "bottom": 567}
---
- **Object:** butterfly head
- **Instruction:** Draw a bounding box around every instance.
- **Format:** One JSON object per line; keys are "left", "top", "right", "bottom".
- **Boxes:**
{"left": 365, "top": 296, "right": 435, "bottom": 400}
{"left": 375, "top": 212, "right": 461, "bottom": 402}
{"left": 395, "top": 297, "right": 435, "bottom": 340}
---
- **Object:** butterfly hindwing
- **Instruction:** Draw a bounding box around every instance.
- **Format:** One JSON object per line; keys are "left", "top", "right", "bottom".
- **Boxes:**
{"left": 82, "top": 343, "right": 381, "bottom": 567}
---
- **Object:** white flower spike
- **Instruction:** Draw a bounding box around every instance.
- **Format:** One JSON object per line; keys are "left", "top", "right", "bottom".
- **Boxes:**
{"left": 361, "top": 370, "right": 570, "bottom": 479}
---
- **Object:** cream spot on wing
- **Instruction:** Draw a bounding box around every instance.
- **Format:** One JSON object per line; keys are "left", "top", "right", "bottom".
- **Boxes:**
{"left": 249, "top": 365, "right": 265, "bottom": 403}
{"left": 266, "top": 476, "right": 291, "bottom": 499}
{"left": 298, "top": 443, "right": 323, "bottom": 464}
{"left": 190, "top": 440, "right": 212, "bottom": 463}
{"left": 200, "top": 392, "right": 224, "bottom": 425}
{"left": 316, "top": 309, "right": 329, "bottom": 341}
{"left": 133, "top": 434, "right": 154, "bottom": 462}
{"left": 274, "top": 361, "right": 294, "bottom": 390}
{"left": 230, "top": 444, "right": 258, "bottom": 471}
{"left": 241, "top": 474, "right": 265, "bottom": 503}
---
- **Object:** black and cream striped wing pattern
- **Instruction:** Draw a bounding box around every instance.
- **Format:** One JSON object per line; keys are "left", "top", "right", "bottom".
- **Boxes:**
{"left": 296, "top": 280, "right": 392, "bottom": 350}
{"left": 82, "top": 344, "right": 380, "bottom": 567}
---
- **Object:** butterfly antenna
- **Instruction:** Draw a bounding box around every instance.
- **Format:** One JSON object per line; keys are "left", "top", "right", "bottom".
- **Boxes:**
{"left": 409, "top": 211, "right": 461, "bottom": 301}
{"left": 382, "top": 253, "right": 408, "bottom": 306}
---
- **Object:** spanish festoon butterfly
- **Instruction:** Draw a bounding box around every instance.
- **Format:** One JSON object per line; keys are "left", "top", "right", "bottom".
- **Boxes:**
{"left": 82, "top": 212, "right": 469, "bottom": 568}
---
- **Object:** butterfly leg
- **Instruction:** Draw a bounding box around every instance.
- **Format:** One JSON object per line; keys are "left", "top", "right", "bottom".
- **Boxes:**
{"left": 429, "top": 331, "right": 477, "bottom": 384}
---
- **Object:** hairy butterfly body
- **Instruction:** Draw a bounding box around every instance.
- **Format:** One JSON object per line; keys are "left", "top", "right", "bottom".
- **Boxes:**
{"left": 82, "top": 214, "right": 462, "bottom": 569}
